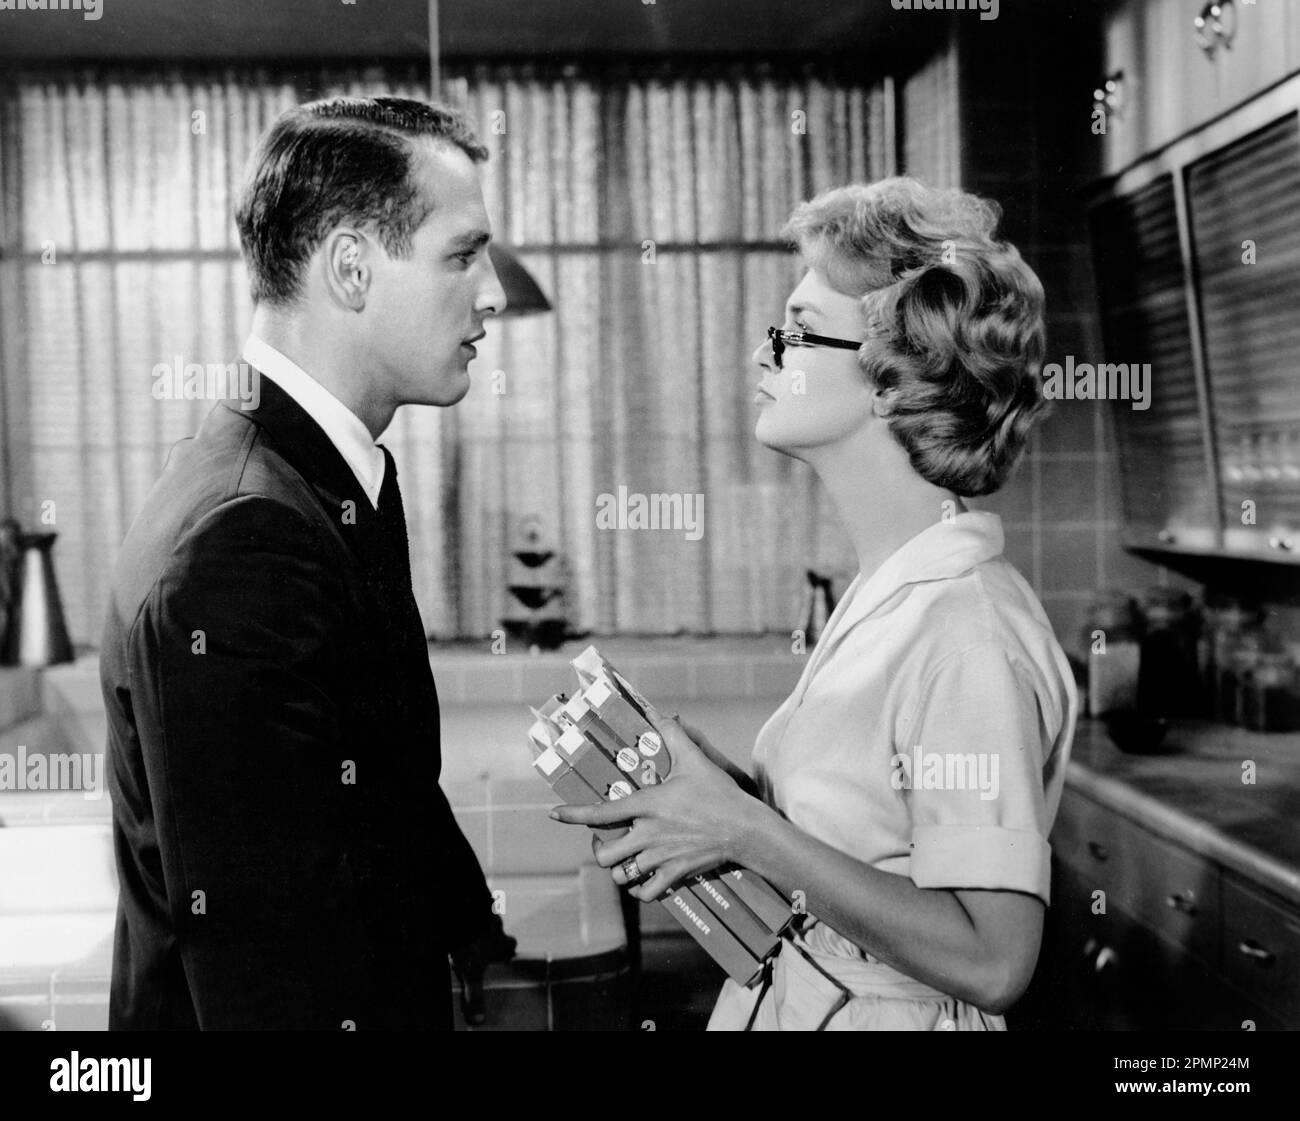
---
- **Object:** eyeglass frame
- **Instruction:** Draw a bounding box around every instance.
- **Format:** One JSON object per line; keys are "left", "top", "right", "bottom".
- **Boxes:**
{"left": 766, "top": 325, "right": 864, "bottom": 370}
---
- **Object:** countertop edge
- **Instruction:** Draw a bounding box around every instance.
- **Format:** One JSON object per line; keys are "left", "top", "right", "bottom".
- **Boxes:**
{"left": 1063, "top": 760, "right": 1300, "bottom": 908}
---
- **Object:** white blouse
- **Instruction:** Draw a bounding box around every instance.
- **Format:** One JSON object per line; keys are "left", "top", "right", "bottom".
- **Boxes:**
{"left": 752, "top": 511, "right": 1078, "bottom": 960}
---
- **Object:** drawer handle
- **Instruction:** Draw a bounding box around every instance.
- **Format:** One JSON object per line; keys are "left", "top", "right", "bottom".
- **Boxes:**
{"left": 1087, "top": 841, "right": 1109, "bottom": 862}
{"left": 1237, "top": 940, "right": 1275, "bottom": 965}
{"left": 1166, "top": 890, "right": 1197, "bottom": 915}
{"left": 1268, "top": 536, "right": 1294, "bottom": 552}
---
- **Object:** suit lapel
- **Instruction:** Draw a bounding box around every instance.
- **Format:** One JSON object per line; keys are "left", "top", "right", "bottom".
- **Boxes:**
{"left": 224, "top": 370, "right": 394, "bottom": 573}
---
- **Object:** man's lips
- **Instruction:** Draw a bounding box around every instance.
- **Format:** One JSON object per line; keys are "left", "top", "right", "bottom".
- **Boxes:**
{"left": 460, "top": 331, "right": 485, "bottom": 361}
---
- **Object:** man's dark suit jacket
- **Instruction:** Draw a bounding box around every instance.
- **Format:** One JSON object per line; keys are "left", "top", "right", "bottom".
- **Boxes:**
{"left": 100, "top": 373, "right": 493, "bottom": 1030}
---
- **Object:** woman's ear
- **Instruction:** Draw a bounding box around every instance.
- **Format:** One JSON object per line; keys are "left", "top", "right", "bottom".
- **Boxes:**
{"left": 871, "top": 387, "right": 896, "bottom": 418}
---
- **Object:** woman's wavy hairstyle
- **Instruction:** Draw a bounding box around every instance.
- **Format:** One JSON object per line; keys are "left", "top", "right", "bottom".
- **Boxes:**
{"left": 782, "top": 178, "right": 1048, "bottom": 497}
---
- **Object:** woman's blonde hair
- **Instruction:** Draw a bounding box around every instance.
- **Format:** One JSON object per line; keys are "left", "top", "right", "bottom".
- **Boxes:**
{"left": 782, "top": 178, "right": 1047, "bottom": 497}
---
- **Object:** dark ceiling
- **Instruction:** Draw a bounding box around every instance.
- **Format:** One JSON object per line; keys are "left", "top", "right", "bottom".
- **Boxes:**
{"left": 0, "top": 0, "right": 941, "bottom": 61}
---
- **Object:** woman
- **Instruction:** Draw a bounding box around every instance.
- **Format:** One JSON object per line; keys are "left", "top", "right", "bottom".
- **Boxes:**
{"left": 553, "top": 178, "right": 1078, "bottom": 1031}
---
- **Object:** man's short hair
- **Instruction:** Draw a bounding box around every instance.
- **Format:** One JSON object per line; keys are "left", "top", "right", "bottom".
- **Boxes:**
{"left": 235, "top": 96, "right": 489, "bottom": 307}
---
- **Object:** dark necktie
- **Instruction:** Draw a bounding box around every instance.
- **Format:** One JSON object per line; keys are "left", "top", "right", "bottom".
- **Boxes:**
{"left": 377, "top": 445, "right": 412, "bottom": 579}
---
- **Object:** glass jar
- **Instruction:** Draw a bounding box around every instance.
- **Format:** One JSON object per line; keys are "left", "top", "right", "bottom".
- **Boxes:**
{"left": 1241, "top": 651, "right": 1299, "bottom": 732}
{"left": 1202, "top": 600, "right": 1261, "bottom": 723}
{"left": 1137, "top": 587, "right": 1199, "bottom": 717}
{"left": 1225, "top": 631, "right": 1264, "bottom": 727}
{"left": 1082, "top": 590, "right": 1141, "bottom": 718}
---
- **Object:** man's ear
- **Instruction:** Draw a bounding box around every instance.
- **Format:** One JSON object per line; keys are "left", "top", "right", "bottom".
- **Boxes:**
{"left": 324, "top": 229, "right": 369, "bottom": 311}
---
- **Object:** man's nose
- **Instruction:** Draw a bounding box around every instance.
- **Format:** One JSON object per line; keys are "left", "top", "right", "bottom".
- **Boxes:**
{"left": 478, "top": 254, "right": 509, "bottom": 317}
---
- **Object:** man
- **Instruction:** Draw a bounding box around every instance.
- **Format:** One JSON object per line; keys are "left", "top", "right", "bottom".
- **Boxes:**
{"left": 101, "top": 97, "right": 513, "bottom": 1029}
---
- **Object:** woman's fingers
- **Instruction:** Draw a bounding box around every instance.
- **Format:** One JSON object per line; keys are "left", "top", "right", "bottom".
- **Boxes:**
{"left": 592, "top": 829, "right": 644, "bottom": 869}
{"left": 677, "top": 718, "right": 715, "bottom": 753}
{"left": 630, "top": 859, "right": 692, "bottom": 902}
{"left": 639, "top": 700, "right": 704, "bottom": 763}
{"left": 608, "top": 846, "right": 670, "bottom": 887}
{"left": 550, "top": 789, "right": 649, "bottom": 826}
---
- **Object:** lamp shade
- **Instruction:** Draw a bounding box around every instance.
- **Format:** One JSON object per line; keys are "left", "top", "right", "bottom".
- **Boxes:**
{"left": 489, "top": 243, "right": 552, "bottom": 317}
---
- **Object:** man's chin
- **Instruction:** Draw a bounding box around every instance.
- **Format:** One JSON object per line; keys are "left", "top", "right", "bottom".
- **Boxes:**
{"left": 413, "top": 367, "right": 471, "bottom": 407}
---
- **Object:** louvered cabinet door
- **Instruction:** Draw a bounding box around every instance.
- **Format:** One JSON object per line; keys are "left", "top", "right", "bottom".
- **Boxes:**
{"left": 1090, "top": 175, "right": 1218, "bottom": 551}
{"left": 1187, "top": 112, "right": 1300, "bottom": 561}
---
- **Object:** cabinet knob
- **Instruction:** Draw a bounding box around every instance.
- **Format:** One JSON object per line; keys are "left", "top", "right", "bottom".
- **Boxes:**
{"left": 1087, "top": 841, "right": 1109, "bottom": 862}
{"left": 1094, "top": 946, "right": 1119, "bottom": 975}
{"left": 1166, "top": 890, "right": 1198, "bottom": 915}
{"left": 1237, "top": 940, "right": 1275, "bottom": 965}
{"left": 1157, "top": 529, "right": 1177, "bottom": 545}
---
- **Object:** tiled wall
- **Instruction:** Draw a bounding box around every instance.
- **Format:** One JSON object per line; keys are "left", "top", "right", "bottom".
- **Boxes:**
{"left": 901, "top": 10, "right": 1196, "bottom": 662}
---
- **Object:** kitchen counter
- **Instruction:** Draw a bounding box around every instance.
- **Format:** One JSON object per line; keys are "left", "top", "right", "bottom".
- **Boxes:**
{"left": 1065, "top": 718, "right": 1300, "bottom": 906}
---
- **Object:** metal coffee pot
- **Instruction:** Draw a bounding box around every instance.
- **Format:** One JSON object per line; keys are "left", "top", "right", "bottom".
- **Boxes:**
{"left": 0, "top": 521, "right": 74, "bottom": 667}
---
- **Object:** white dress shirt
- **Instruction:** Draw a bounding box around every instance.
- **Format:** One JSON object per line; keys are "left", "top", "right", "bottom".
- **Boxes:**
{"left": 241, "top": 335, "right": 385, "bottom": 509}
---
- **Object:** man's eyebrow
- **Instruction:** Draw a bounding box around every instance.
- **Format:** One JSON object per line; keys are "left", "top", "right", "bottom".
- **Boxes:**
{"left": 449, "top": 230, "right": 491, "bottom": 252}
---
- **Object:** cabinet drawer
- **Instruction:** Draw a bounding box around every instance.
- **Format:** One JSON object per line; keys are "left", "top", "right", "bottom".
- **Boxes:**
{"left": 1052, "top": 788, "right": 1218, "bottom": 966}
{"left": 1221, "top": 876, "right": 1300, "bottom": 1027}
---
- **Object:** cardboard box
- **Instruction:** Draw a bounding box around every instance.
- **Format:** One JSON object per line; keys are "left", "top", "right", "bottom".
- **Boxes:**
{"left": 558, "top": 695, "right": 630, "bottom": 766}
{"left": 554, "top": 727, "right": 634, "bottom": 803}
{"left": 572, "top": 647, "right": 652, "bottom": 715}
{"left": 532, "top": 745, "right": 628, "bottom": 846}
{"left": 722, "top": 866, "right": 795, "bottom": 934}
{"left": 662, "top": 889, "right": 765, "bottom": 986}
{"left": 580, "top": 676, "right": 672, "bottom": 780}
{"left": 532, "top": 746, "right": 600, "bottom": 807}
{"left": 533, "top": 648, "right": 796, "bottom": 985}
{"left": 687, "top": 871, "right": 782, "bottom": 961}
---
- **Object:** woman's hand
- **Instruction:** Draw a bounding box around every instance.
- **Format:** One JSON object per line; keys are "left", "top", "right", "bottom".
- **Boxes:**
{"left": 550, "top": 702, "right": 765, "bottom": 901}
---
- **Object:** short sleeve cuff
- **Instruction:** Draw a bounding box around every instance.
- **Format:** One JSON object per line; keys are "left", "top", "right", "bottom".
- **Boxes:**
{"left": 910, "top": 825, "right": 1051, "bottom": 904}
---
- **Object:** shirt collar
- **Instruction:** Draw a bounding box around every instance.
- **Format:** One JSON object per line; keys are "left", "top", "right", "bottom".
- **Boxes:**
{"left": 827, "top": 511, "right": 1007, "bottom": 646}
{"left": 241, "top": 335, "right": 385, "bottom": 509}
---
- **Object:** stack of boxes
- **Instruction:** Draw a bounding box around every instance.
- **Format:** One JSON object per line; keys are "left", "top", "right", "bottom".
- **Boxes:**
{"left": 528, "top": 646, "right": 792, "bottom": 986}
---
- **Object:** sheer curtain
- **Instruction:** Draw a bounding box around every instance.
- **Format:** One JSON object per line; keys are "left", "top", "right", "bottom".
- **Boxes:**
{"left": 0, "top": 61, "right": 891, "bottom": 645}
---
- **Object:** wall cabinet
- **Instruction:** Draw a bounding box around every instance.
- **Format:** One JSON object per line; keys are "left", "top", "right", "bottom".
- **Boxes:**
{"left": 1090, "top": 75, "right": 1300, "bottom": 562}
{"left": 1102, "top": 0, "right": 1297, "bottom": 176}
{"left": 1090, "top": 175, "right": 1217, "bottom": 551}
{"left": 1104, "top": 0, "right": 1143, "bottom": 174}
{"left": 1139, "top": 0, "right": 1219, "bottom": 159}
{"left": 1291, "top": 0, "right": 1300, "bottom": 73}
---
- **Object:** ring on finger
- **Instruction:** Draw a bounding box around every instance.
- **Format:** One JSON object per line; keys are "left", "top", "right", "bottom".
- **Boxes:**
{"left": 621, "top": 857, "right": 643, "bottom": 882}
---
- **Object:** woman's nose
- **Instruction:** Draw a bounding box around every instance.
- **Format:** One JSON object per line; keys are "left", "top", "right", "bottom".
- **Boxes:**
{"left": 753, "top": 339, "right": 775, "bottom": 371}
